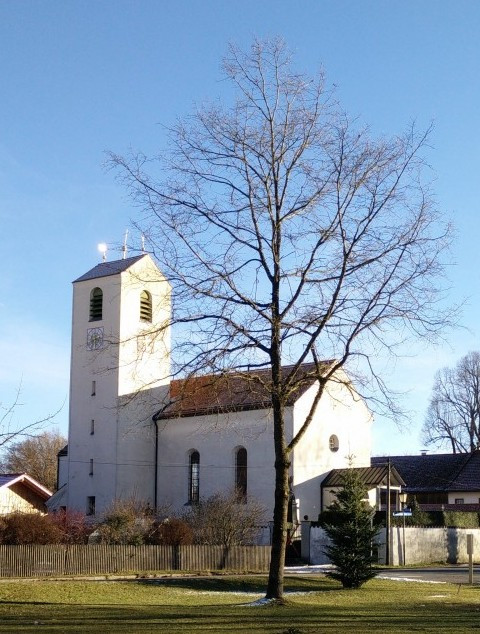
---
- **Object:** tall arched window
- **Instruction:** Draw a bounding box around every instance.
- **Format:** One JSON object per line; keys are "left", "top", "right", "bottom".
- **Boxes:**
{"left": 235, "top": 447, "right": 247, "bottom": 502}
{"left": 188, "top": 450, "right": 200, "bottom": 504}
{"left": 89, "top": 287, "right": 103, "bottom": 321}
{"left": 140, "top": 290, "right": 152, "bottom": 322}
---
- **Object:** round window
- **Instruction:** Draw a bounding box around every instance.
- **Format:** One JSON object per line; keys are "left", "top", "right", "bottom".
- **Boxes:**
{"left": 329, "top": 435, "right": 339, "bottom": 452}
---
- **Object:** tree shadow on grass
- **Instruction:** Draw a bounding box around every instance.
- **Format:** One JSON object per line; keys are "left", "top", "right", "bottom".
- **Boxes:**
{"left": 136, "top": 574, "right": 337, "bottom": 594}
{"left": 1, "top": 600, "right": 480, "bottom": 633}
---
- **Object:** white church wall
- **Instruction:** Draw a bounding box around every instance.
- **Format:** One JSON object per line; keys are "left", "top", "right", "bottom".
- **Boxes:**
{"left": 57, "top": 454, "right": 68, "bottom": 489}
{"left": 291, "top": 374, "right": 372, "bottom": 521}
{"left": 67, "top": 273, "right": 123, "bottom": 515}
{"left": 156, "top": 407, "right": 278, "bottom": 520}
{"left": 117, "top": 257, "right": 171, "bottom": 396}
{"left": 66, "top": 256, "right": 171, "bottom": 517}
{"left": 114, "top": 385, "right": 168, "bottom": 506}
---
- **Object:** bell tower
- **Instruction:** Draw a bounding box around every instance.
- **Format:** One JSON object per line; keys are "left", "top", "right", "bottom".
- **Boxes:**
{"left": 66, "top": 254, "right": 171, "bottom": 516}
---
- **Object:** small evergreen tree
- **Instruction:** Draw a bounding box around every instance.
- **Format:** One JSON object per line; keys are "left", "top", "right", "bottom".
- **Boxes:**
{"left": 323, "top": 470, "right": 379, "bottom": 589}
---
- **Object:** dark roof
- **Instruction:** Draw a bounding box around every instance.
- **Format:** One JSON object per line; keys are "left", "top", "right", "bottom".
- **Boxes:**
{"left": 322, "top": 465, "right": 405, "bottom": 488}
{"left": 0, "top": 474, "right": 24, "bottom": 487}
{"left": 371, "top": 452, "right": 480, "bottom": 493}
{"left": 57, "top": 444, "right": 68, "bottom": 457}
{"left": 74, "top": 255, "right": 147, "bottom": 283}
{"left": 153, "top": 362, "right": 333, "bottom": 420}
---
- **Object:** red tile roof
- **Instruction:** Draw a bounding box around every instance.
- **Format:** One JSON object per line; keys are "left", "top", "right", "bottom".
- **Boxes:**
{"left": 153, "top": 362, "right": 333, "bottom": 420}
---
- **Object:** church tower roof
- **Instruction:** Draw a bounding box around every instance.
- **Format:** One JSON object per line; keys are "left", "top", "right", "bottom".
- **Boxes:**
{"left": 73, "top": 254, "right": 148, "bottom": 283}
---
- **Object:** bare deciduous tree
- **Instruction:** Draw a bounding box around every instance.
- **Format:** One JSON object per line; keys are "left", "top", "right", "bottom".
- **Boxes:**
{"left": 0, "top": 430, "right": 66, "bottom": 491}
{"left": 110, "top": 39, "right": 453, "bottom": 600}
{"left": 1, "top": 383, "right": 62, "bottom": 453}
{"left": 423, "top": 351, "right": 480, "bottom": 453}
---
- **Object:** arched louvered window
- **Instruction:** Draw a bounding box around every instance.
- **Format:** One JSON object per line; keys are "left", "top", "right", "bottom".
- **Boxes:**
{"left": 140, "top": 290, "right": 152, "bottom": 322}
{"left": 235, "top": 447, "right": 247, "bottom": 502}
{"left": 89, "top": 287, "right": 103, "bottom": 321}
{"left": 188, "top": 450, "right": 200, "bottom": 504}
{"left": 329, "top": 435, "right": 339, "bottom": 452}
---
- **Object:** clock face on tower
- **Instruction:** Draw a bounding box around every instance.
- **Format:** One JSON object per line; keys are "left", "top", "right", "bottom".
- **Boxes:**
{"left": 86, "top": 327, "right": 104, "bottom": 351}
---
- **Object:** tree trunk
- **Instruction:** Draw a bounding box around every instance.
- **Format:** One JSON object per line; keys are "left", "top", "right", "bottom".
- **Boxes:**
{"left": 265, "top": 450, "right": 290, "bottom": 600}
{"left": 265, "top": 385, "right": 290, "bottom": 600}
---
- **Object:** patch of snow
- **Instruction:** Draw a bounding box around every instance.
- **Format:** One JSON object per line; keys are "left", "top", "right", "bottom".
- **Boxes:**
{"left": 284, "top": 565, "right": 332, "bottom": 574}
{"left": 377, "top": 576, "right": 446, "bottom": 584}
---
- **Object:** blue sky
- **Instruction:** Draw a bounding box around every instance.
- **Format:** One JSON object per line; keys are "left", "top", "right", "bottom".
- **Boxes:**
{"left": 0, "top": 0, "right": 479, "bottom": 456}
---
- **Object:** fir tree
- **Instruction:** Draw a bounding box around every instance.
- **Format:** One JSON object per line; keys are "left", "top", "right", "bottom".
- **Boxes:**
{"left": 323, "top": 469, "right": 379, "bottom": 588}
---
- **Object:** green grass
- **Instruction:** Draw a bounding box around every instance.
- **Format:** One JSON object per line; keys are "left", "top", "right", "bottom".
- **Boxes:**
{"left": 0, "top": 575, "right": 479, "bottom": 632}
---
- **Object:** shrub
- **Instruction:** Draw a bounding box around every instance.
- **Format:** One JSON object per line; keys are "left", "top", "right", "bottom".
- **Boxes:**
{"left": 182, "top": 491, "right": 266, "bottom": 547}
{"left": 50, "top": 509, "right": 90, "bottom": 544}
{"left": 0, "top": 513, "right": 64, "bottom": 544}
{"left": 95, "top": 498, "right": 155, "bottom": 545}
{"left": 148, "top": 518, "right": 193, "bottom": 545}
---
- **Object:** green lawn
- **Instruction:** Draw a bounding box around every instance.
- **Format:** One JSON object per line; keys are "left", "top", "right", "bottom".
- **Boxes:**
{"left": 0, "top": 574, "right": 479, "bottom": 632}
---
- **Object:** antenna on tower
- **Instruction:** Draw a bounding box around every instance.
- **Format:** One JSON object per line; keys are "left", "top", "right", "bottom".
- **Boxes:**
{"left": 141, "top": 234, "right": 145, "bottom": 253}
{"left": 98, "top": 243, "right": 108, "bottom": 262}
{"left": 122, "top": 229, "right": 129, "bottom": 259}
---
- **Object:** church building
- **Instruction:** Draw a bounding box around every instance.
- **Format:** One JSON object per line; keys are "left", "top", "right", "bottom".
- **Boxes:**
{"left": 50, "top": 254, "right": 373, "bottom": 524}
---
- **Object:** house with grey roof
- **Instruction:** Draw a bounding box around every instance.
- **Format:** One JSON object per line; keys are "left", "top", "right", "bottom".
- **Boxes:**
{"left": 321, "top": 464, "right": 405, "bottom": 512}
{"left": 372, "top": 452, "right": 480, "bottom": 510}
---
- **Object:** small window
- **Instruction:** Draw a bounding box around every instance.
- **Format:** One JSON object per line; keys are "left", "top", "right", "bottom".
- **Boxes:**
{"left": 235, "top": 447, "right": 247, "bottom": 502}
{"left": 89, "top": 459, "right": 94, "bottom": 476}
{"left": 140, "top": 290, "right": 152, "bottom": 322}
{"left": 455, "top": 498, "right": 464, "bottom": 504}
{"left": 188, "top": 450, "right": 200, "bottom": 504}
{"left": 91, "top": 381, "right": 96, "bottom": 396}
{"left": 86, "top": 496, "right": 96, "bottom": 516}
{"left": 89, "top": 287, "right": 103, "bottom": 321}
{"left": 329, "top": 435, "right": 339, "bottom": 452}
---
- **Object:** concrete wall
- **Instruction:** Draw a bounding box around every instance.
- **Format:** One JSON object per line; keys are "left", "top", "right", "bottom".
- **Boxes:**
{"left": 303, "top": 523, "right": 480, "bottom": 566}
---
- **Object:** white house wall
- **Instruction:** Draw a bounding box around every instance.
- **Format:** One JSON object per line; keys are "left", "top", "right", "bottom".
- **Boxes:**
{"left": 447, "top": 491, "right": 480, "bottom": 504}
{"left": 291, "top": 374, "right": 372, "bottom": 521}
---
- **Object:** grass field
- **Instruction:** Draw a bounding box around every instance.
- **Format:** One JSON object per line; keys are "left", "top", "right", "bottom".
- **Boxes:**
{"left": 0, "top": 574, "right": 479, "bottom": 632}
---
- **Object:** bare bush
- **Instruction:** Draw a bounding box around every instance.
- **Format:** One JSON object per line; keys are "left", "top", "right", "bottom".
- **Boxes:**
{"left": 182, "top": 491, "right": 266, "bottom": 547}
{"left": 148, "top": 517, "right": 193, "bottom": 545}
{"left": 94, "top": 498, "right": 155, "bottom": 545}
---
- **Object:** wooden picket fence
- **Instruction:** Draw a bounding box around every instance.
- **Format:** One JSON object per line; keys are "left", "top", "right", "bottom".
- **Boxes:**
{"left": 0, "top": 544, "right": 271, "bottom": 578}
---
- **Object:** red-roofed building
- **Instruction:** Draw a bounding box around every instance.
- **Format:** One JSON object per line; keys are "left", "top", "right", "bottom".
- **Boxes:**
{"left": 53, "top": 255, "right": 373, "bottom": 530}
